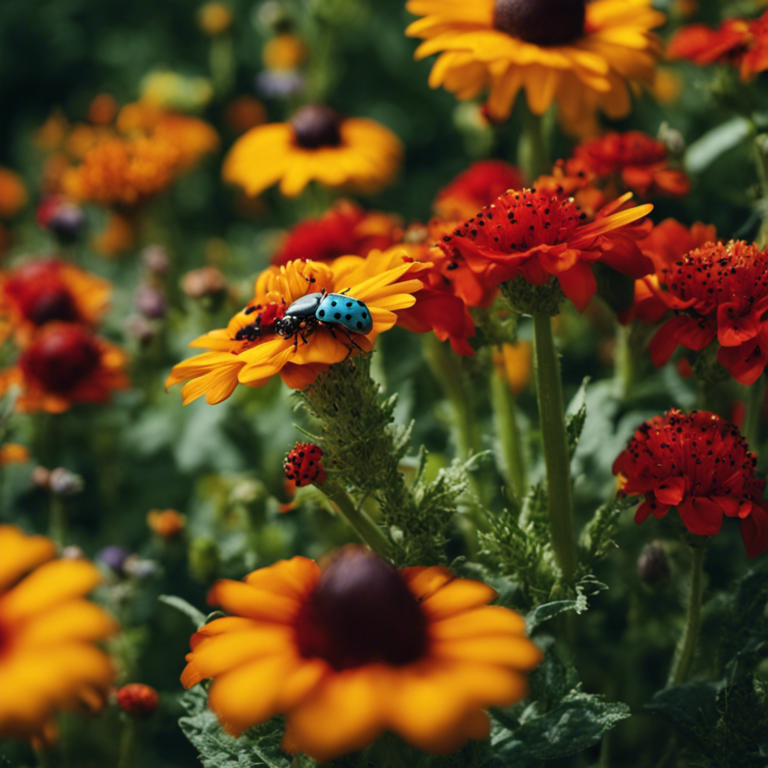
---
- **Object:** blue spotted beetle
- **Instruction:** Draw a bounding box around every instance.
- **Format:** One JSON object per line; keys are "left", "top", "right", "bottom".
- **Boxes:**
{"left": 275, "top": 289, "right": 373, "bottom": 351}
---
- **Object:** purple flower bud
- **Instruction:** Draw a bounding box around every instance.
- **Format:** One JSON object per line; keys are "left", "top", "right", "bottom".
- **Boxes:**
{"left": 98, "top": 545, "right": 131, "bottom": 574}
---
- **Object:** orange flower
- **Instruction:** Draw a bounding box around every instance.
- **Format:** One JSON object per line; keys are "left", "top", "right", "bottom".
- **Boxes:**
{"left": 406, "top": 0, "right": 664, "bottom": 124}
{"left": 263, "top": 34, "right": 308, "bottom": 71}
{"left": 224, "top": 96, "right": 267, "bottom": 135}
{"left": 438, "top": 188, "right": 654, "bottom": 312}
{"left": 166, "top": 254, "right": 424, "bottom": 404}
{"left": 0, "top": 259, "right": 111, "bottom": 344}
{"left": 0, "top": 168, "right": 27, "bottom": 219}
{"left": 0, "top": 526, "right": 117, "bottom": 743}
{"left": 198, "top": 2, "right": 232, "bottom": 35}
{"left": 0, "top": 324, "right": 129, "bottom": 414}
{"left": 147, "top": 509, "right": 187, "bottom": 539}
{"left": 0, "top": 444, "right": 30, "bottom": 465}
{"left": 223, "top": 105, "right": 402, "bottom": 197}
{"left": 433, "top": 160, "right": 525, "bottom": 221}
{"left": 272, "top": 201, "right": 402, "bottom": 266}
{"left": 181, "top": 547, "right": 542, "bottom": 761}
{"left": 669, "top": 11, "right": 768, "bottom": 81}
{"left": 493, "top": 340, "right": 532, "bottom": 395}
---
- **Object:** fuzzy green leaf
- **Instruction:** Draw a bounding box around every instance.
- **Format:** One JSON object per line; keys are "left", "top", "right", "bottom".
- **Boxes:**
{"left": 565, "top": 378, "right": 589, "bottom": 458}
{"left": 645, "top": 683, "right": 720, "bottom": 740}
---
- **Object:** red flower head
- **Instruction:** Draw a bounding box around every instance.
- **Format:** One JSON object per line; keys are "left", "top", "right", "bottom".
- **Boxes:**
{"left": 649, "top": 240, "right": 768, "bottom": 384}
{"left": 623, "top": 219, "right": 718, "bottom": 324}
{"left": 433, "top": 161, "right": 526, "bottom": 222}
{"left": 272, "top": 201, "right": 401, "bottom": 266}
{"left": 116, "top": 684, "right": 160, "bottom": 717}
{"left": 570, "top": 131, "right": 690, "bottom": 199}
{"left": 669, "top": 11, "right": 768, "bottom": 81}
{"left": 437, "top": 188, "right": 654, "bottom": 312}
{"left": 285, "top": 443, "right": 326, "bottom": 488}
{"left": 0, "top": 323, "right": 129, "bottom": 413}
{"left": 613, "top": 410, "right": 768, "bottom": 557}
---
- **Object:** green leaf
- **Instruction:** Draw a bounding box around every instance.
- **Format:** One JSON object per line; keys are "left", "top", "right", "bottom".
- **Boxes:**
{"left": 565, "top": 378, "right": 589, "bottom": 458}
{"left": 685, "top": 117, "right": 752, "bottom": 174}
{"left": 178, "top": 686, "right": 297, "bottom": 768}
{"left": 525, "top": 576, "right": 607, "bottom": 632}
{"left": 158, "top": 595, "right": 207, "bottom": 629}
{"left": 514, "top": 688, "right": 631, "bottom": 759}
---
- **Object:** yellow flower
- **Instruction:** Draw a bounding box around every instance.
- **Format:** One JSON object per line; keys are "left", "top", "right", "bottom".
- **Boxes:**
{"left": 182, "top": 547, "right": 542, "bottom": 761}
{"left": 223, "top": 105, "right": 402, "bottom": 198}
{"left": 0, "top": 526, "right": 117, "bottom": 744}
{"left": 166, "top": 253, "right": 424, "bottom": 404}
{"left": 406, "top": 0, "right": 665, "bottom": 124}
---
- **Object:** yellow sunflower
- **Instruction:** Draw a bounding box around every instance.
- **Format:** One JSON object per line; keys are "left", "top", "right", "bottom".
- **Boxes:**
{"left": 222, "top": 105, "right": 403, "bottom": 198}
{"left": 0, "top": 526, "right": 117, "bottom": 744}
{"left": 406, "top": 0, "right": 665, "bottom": 124}
{"left": 166, "top": 253, "right": 424, "bottom": 404}
{"left": 182, "top": 547, "right": 542, "bottom": 761}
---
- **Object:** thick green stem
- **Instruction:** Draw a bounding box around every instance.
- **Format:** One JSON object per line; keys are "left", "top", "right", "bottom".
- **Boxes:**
{"left": 742, "top": 377, "right": 764, "bottom": 454}
{"left": 533, "top": 313, "right": 577, "bottom": 583}
{"left": 322, "top": 482, "right": 395, "bottom": 561}
{"left": 668, "top": 545, "right": 706, "bottom": 686}
{"left": 491, "top": 362, "right": 527, "bottom": 504}
{"left": 518, "top": 107, "right": 550, "bottom": 181}
{"left": 615, "top": 322, "right": 635, "bottom": 399}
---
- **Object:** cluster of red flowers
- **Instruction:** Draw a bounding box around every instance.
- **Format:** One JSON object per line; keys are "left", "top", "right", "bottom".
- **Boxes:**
{"left": 669, "top": 10, "right": 768, "bottom": 81}
{"left": 648, "top": 240, "right": 768, "bottom": 385}
{"left": 0, "top": 258, "right": 127, "bottom": 413}
{"left": 613, "top": 410, "right": 768, "bottom": 557}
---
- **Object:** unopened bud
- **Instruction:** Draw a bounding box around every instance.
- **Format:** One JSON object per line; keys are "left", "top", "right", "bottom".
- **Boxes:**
{"left": 124, "top": 315, "right": 157, "bottom": 346}
{"left": 61, "top": 545, "right": 85, "bottom": 560}
{"left": 116, "top": 684, "right": 159, "bottom": 717}
{"left": 147, "top": 509, "right": 186, "bottom": 539}
{"left": 98, "top": 545, "right": 131, "bottom": 574}
{"left": 638, "top": 541, "right": 670, "bottom": 586}
{"left": 140, "top": 245, "right": 170, "bottom": 276}
{"left": 49, "top": 467, "right": 84, "bottom": 496}
{"left": 37, "top": 196, "right": 86, "bottom": 245}
{"left": 31, "top": 466, "right": 51, "bottom": 489}
{"left": 122, "top": 555, "right": 157, "bottom": 579}
{"left": 134, "top": 284, "right": 167, "bottom": 319}
{"left": 181, "top": 266, "right": 226, "bottom": 301}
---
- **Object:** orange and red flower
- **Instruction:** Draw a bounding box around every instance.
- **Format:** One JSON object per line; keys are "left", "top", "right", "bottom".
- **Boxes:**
{"left": 272, "top": 201, "right": 402, "bottom": 266}
{"left": 0, "top": 323, "right": 129, "bottom": 413}
{"left": 669, "top": 10, "right": 768, "bottom": 81}
{"left": 437, "top": 188, "right": 653, "bottom": 312}
{"left": 0, "top": 259, "right": 111, "bottom": 344}
{"left": 181, "top": 546, "right": 542, "bottom": 760}
{"left": 648, "top": 240, "right": 768, "bottom": 385}
{"left": 0, "top": 526, "right": 117, "bottom": 743}
{"left": 613, "top": 410, "right": 768, "bottom": 557}
{"left": 433, "top": 160, "right": 525, "bottom": 221}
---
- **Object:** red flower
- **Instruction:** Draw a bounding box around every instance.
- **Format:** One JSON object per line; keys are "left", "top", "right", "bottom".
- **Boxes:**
{"left": 624, "top": 219, "right": 718, "bottom": 324}
{"left": 613, "top": 410, "right": 768, "bottom": 557}
{"left": 669, "top": 11, "right": 768, "bottom": 81}
{"left": 272, "top": 201, "right": 401, "bottom": 266}
{"left": 648, "top": 240, "right": 768, "bottom": 384}
{"left": 570, "top": 132, "right": 689, "bottom": 199}
{"left": 437, "top": 189, "right": 654, "bottom": 312}
{"left": 116, "top": 684, "right": 160, "bottom": 717}
{"left": 433, "top": 161, "right": 526, "bottom": 222}
{"left": 284, "top": 443, "right": 326, "bottom": 488}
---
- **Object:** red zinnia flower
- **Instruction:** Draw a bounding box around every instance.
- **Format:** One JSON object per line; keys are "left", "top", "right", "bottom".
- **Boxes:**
{"left": 613, "top": 409, "right": 768, "bottom": 557}
{"left": 570, "top": 131, "right": 689, "bottom": 199}
{"left": 669, "top": 11, "right": 768, "bottom": 81}
{"left": 648, "top": 240, "right": 768, "bottom": 384}
{"left": 437, "top": 188, "right": 653, "bottom": 312}
{"left": 623, "top": 219, "right": 718, "bottom": 324}
{"left": 433, "top": 161, "right": 525, "bottom": 222}
{"left": 272, "top": 201, "right": 401, "bottom": 266}
{"left": 116, "top": 684, "right": 159, "bottom": 717}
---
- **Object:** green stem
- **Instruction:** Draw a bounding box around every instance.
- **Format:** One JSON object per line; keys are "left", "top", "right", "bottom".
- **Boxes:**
{"left": 615, "top": 322, "right": 635, "bottom": 399}
{"left": 117, "top": 719, "right": 137, "bottom": 768}
{"left": 532, "top": 313, "right": 577, "bottom": 583}
{"left": 742, "top": 377, "right": 764, "bottom": 454}
{"left": 210, "top": 35, "right": 235, "bottom": 97}
{"left": 668, "top": 545, "right": 706, "bottom": 686}
{"left": 490, "top": 360, "right": 527, "bottom": 504}
{"left": 518, "top": 106, "right": 550, "bottom": 181}
{"left": 752, "top": 132, "right": 768, "bottom": 248}
{"left": 322, "top": 482, "right": 395, "bottom": 561}
{"left": 49, "top": 494, "right": 66, "bottom": 546}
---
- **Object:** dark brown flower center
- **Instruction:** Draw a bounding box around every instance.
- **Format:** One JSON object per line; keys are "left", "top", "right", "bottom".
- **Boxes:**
{"left": 20, "top": 325, "right": 102, "bottom": 394}
{"left": 290, "top": 105, "right": 343, "bottom": 149}
{"left": 493, "top": 0, "right": 586, "bottom": 46}
{"left": 295, "top": 548, "right": 428, "bottom": 671}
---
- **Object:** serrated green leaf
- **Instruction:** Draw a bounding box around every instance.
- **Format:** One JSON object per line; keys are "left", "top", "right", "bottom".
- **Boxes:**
{"left": 645, "top": 683, "right": 720, "bottom": 743}
{"left": 565, "top": 377, "right": 589, "bottom": 458}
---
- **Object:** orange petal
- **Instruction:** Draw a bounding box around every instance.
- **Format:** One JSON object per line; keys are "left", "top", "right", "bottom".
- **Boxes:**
{"left": 421, "top": 578, "right": 497, "bottom": 620}
{"left": 429, "top": 605, "right": 527, "bottom": 640}
{"left": 244, "top": 557, "right": 321, "bottom": 599}
{"left": 0, "top": 527, "right": 56, "bottom": 592}
{"left": 207, "top": 579, "right": 301, "bottom": 622}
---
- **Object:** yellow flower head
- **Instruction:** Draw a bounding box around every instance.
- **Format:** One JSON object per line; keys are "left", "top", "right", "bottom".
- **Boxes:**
{"left": 0, "top": 526, "right": 117, "bottom": 744}
{"left": 182, "top": 547, "right": 542, "bottom": 761}
{"left": 223, "top": 105, "right": 403, "bottom": 198}
{"left": 166, "top": 253, "right": 425, "bottom": 404}
{"left": 406, "top": 0, "right": 665, "bottom": 124}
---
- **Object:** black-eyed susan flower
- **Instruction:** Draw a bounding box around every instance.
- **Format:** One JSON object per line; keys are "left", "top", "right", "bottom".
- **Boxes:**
{"left": 406, "top": 0, "right": 664, "bottom": 125}
{"left": 166, "top": 253, "right": 424, "bottom": 403}
{"left": 181, "top": 547, "right": 542, "bottom": 761}
{"left": 0, "top": 258, "right": 111, "bottom": 345}
{"left": 222, "top": 105, "right": 403, "bottom": 198}
{"left": 0, "top": 323, "right": 129, "bottom": 414}
{"left": 0, "top": 526, "right": 117, "bottom": 743}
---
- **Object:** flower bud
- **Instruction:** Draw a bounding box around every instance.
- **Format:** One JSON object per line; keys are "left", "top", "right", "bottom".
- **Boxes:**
{"left": 31, "top": 466, "right": 51, "bottom": 489}
{"left": 134, "top": 284, "right": 167, "bottom": 319}
{"left": 116, "top": 684, "right": 159, "bottom": 717}
{"left": 141, "top": 245, "right": 170, "bottom": 276}
{"left": 147, "top": 509, "right": 186, "bottom": 539}
{"left": 123, "top": 555, "right": 158, "bottom": 579}
{"left": 181, "top": 266, "right": 226, "bottom": 301}
{"left": 98, "top": 545, "right": 131, "bottom": 574}
{"left": 36, "top": 196, "right": 85, "bottom": 245}
{"left": 61, "top": 545, "right": 85, "bottom": 560}
{"left": 49, "top": 467, "right": 84, "bottom": 496}
{"left": 637, "top": 541, "right": 670, "bottom": 586}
